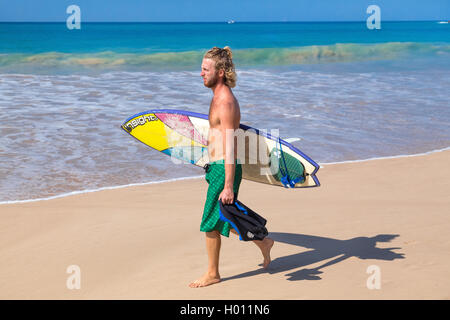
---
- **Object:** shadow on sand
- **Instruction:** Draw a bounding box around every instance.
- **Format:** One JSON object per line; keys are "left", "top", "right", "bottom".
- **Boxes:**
{"left": 222, "top": 233, "right": 405, "bottom": 282}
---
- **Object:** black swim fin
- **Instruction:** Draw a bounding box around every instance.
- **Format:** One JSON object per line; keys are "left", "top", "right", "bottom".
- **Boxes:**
{"left": 219, "top": 198, "right": 268, "bottom": 241}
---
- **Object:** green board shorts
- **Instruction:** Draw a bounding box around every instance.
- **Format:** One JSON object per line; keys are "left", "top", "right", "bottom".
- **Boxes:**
{"left": 201, "top": 159, "right": 242, "bottom": 237}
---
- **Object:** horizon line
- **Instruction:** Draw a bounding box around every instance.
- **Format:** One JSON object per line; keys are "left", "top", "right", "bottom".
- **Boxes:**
{"left": 0, "top": 19, "right": 446, "bottom": 23}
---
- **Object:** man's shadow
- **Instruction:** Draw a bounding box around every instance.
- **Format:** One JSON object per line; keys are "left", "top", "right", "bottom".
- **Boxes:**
{"left": 223, "top": 233, "right": 405, "bottom": 282}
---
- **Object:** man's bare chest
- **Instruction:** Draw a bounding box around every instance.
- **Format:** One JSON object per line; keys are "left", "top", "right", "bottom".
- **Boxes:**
{"left": 208, "top": 102, "right": 221, "bottom": 129}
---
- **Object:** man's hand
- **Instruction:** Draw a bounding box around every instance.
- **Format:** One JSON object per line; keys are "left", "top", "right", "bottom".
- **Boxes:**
{"left": 218, "top": 187, "right": 234, "bottom": 204}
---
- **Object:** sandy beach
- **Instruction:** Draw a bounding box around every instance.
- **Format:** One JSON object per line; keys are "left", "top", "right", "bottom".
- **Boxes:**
{"left": 1, "top": 149, "right": 449, "bottom": 300}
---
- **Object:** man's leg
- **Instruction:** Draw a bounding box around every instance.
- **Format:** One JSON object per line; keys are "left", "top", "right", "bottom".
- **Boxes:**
{"left": 230, "top": 229, "right": 274, "bottom": 268}
{"left": 189, "top": 230, "right": 222, "bottom": 288}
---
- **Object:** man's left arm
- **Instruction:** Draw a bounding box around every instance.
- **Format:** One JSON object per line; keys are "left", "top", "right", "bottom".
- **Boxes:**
{"left": 218, "top": 102, "right": 236, "bottom": 204}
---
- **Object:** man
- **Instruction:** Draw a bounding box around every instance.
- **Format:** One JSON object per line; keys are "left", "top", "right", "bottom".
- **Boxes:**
{"left": 189, "top": 46, "right": 274, "bottom": 288}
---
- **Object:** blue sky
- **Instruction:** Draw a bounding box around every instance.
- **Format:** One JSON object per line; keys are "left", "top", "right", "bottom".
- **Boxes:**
{"left": 0, "top": 0, "right": 449, "bottom": 22}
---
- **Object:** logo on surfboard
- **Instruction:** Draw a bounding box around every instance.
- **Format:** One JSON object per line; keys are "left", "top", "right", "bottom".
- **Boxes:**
{"left": 123, "top": 114, "right": 159, "bottom": 132}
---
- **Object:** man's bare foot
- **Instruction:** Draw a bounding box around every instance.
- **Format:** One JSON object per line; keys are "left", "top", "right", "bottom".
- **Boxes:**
{"left": 261, "top": 237, "right": 274, "bottom": 268}
{"left": 189, "top": 272, "right": 221, "bottom": 288}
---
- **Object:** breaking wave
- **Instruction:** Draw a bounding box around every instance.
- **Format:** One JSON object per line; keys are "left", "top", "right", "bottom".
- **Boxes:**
{"left": 1, "top": 42, "right": 448, "bottom": 73}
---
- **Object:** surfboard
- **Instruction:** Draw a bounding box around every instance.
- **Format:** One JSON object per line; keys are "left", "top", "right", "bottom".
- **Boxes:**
{"left": 121, "top": 109, "right": 320, "bottom": 188}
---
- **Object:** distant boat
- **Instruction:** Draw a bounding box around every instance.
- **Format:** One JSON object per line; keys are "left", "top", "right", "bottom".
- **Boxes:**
{"left": 227, "top": 20, "right": 235, "bottom": 24}
{"left": 437, "top": 21, "right": 449, "bottom": 24}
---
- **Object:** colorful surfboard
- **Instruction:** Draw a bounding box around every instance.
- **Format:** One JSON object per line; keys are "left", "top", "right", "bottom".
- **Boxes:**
{"left": 121, "top": 109, "right": 320, "bottom": 188}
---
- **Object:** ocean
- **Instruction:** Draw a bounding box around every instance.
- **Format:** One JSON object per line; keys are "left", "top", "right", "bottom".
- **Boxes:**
{"left": 0, "top": 21, "right": 449, "bottom": 203}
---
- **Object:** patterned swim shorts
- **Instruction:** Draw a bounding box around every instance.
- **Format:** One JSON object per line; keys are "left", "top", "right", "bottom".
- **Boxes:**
{"left": 200, "top": 159, "right": 242, "bottom": 237}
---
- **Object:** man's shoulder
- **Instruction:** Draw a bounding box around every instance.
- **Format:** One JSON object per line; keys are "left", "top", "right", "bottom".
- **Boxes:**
{"left": 216, "top": 89, "right": 237, "bottom": 108}
{"left": 214, "top": 100, "right": 238, "bottom": 120}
